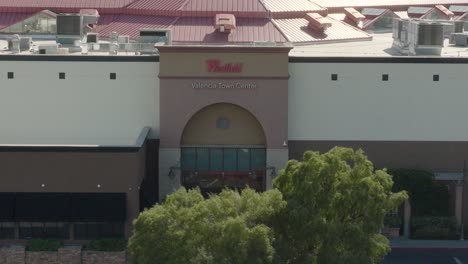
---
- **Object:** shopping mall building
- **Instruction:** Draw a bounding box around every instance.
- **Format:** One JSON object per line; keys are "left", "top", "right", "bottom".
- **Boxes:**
{"left": 1, "top": 0, "right": 468, "bottom": 240}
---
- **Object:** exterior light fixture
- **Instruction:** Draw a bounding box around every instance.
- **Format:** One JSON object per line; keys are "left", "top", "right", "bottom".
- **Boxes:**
{"left": 97, "top": 184, "right": 101, "bottom": 188}
{"left": 168, "top": 166, "right": 180, "bottom": 178}
{"left": 267, "top": 166, "right": 277, "bottom": 177}
{"left": 41, "top": 184, "right": 45, "bottom": 188}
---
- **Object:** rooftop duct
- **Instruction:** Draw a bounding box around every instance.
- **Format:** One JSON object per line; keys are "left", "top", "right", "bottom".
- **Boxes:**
{"left": 305, "top": 13, "right": 332, "bottom": 31}
{"left": 139, "top": 28, "right": 172, "bottom": 45}
{"left": 214, "top": 14, "right": 236, "bottom": 33}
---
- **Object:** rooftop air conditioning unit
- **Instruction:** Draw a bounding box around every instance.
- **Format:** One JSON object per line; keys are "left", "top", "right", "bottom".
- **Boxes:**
{"left": 454, "top": 20, "right": 464, "bottom": 33}
{"left": 305, "top": 13, "right": 332, "bottom": 31}
{"left": 452, "top": 32, "right": 468, "bottom": 46}
{"left": 8, "top": 35, "right": 20, "bottom": 54}
{"left": 19, "top": 37, "right": 31, "bottom": 51}
{"left": 86, "top": 33, "right": 99, "bottom": 43}
{"left": 57, "top": 13, "right": 83, "bottom": 45}
{"left": 139, "top": 28, "right": 172, "bottom": 45}
{"left": 214, "top": 14, "right": 236, "bottom": 33}
{"left": 118, "top": 35, "right": 130, "bottom": 44}
{"left": 57, "top": 47, "right": 69, "bottom": 54}
{"left": 38, "top": 44, "right": 60, "bottom": 54}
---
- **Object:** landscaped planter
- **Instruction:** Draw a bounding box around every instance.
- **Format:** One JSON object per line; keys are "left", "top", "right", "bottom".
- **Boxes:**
{"left": 388, "top": 227, "right": 400, "bottom": 238}
{"left": 82, "top": 250, "right": 126, "bottom": 264}
{"left": 4, "top": 245, "right": 26, "bottom": 264}
{"left": 0, "top": 247, "right": 7, "bottom": 264}
{"left": 57, "top": 246, "right": 81, "bottom": 264}
{"left": 25, "top": 251, "right": 58, "bottom": 264}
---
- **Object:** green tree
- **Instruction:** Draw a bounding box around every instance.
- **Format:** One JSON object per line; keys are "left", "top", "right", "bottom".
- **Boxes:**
{"left": 273, "top": 147, "right": 408, "bottom": 264}
{"left": 128, "top": 188, "right": 286, "bottom": 264}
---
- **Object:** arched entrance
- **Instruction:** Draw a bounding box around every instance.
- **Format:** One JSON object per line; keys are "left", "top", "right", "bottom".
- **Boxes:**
{"left": 180, "top": 103, "right": 266, "bottom": 194}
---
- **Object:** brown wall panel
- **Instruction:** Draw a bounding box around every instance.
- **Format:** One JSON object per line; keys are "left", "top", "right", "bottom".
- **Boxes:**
{"left": 0, "top": 146, "right": 148, "bottom": 237}
{"left": 289, "top": 140, "right": 468, "bottom": 226}
{"left": 0, "top": 151, "right": 144, "bottom": 192}
{"left": 289, "top": 140, "right": 468, "bottom": 171}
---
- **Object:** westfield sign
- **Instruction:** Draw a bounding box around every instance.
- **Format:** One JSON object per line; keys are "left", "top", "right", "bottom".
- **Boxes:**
{"left": 206, "top": 59, "right": 243, "bottom": 73}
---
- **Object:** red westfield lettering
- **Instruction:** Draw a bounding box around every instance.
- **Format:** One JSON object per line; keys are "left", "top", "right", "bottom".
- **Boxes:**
{"left": 206, "top": 59, "right": 243, "bottom": 73}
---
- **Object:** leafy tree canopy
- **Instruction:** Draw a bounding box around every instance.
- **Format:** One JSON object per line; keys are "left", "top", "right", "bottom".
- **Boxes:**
{"left": 128, "top": 188, "right": 286, "bottom": 264}
{"left": 273, "top": 147, "right": 408, "bottom": 264}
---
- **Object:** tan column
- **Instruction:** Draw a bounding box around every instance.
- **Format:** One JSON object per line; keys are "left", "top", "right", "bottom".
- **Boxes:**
{"left": 403, "top": 200, "right": 411, "bottom": 239}
{"left": 456, "top": 181, "right": 464, "bottom": 226}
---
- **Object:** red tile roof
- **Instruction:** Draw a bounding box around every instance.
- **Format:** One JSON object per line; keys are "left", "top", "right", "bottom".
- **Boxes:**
{"left": 126, "top": 0, "right": 268, "bottom": 17}
{"left": 311, "top": 0, "right": 468, "bottom": 12}
{"left": 181, "top": 0, "right": 268, "bottom": 17}
{"left": 125, "top": 0, "right": 188, "bottom": 16}
{"left": 260, "top": 0, "right": 327, "bottom": 18}
{"left": 273, "top": 17, "right": 371, "bottom": 44}
{"left": 94, "top": 15, "right": 176, "bottom": 39}
{"left": 171, "top": 17, "right": 287, "bottom": 43}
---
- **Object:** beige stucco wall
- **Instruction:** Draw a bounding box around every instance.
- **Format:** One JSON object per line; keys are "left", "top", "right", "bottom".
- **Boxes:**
{"left": 181, "top": 103, "right": 266, "bottom": 145}
{"left": 158, "top": 47, "right": 290, "bottom": 78}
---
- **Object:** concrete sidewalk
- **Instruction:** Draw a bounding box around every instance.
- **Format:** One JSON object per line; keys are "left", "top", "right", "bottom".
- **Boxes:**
{"left": 391, "top": 238, "right": 468, "bottom": 250}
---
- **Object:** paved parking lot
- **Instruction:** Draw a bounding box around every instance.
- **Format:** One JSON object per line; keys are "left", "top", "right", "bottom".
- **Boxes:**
{"left": 383, "top": 249, "right": 468, "bottom": 264}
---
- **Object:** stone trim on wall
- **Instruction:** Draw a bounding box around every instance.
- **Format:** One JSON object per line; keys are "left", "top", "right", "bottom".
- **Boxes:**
{"left": 25, "top": 252, "right": 57, "bottom": 264}
{"left": 0, "top": 245, "right": 127, "bottom": 264}
{"left": 82, "top": 251, "right": 126, "bottom": 264}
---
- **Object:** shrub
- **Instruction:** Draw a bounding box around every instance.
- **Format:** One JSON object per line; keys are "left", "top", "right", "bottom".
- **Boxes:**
{"left": 384, "top": 215, "right": 401, "bottom": 228}
{"left": 412, "top": 228, "right": 458, "bottom": 240}
{"left": 390, "top": 169, "right": 450, "bottom": 216}
{"left": 411, "top": 216, "right": 458, "bottom": 240}
{"left": 412, "top": 216, "right": 457, "bottom": 231}
{"left": 86, "top": 238, "right": 127, "bottom": 252}
{"left": 27, "top": 239, "right": 62, "bottom": 251}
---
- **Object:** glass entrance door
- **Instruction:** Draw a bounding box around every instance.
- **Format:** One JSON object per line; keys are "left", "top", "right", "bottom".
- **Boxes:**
{"left": 181, "top": 146, "right": 266, "bottom": 194}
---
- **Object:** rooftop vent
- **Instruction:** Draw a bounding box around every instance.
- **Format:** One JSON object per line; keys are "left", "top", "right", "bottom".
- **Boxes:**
{"left": 85, "top": 33, "right": 99, "bottom": 43}
{"left": 344, "top": 7, "right": 365, "bottom": 28}
{"left": 80, "top": 9, "right": 100, "bottom": 25}
{"left": 305, "top": 13, "right": 332, "bottom": 31}
{"left": 139, "top": 28, "right": 172, "bottom": 45}
{"left": 214, "top": 14, "right": 236, "bottom": 33}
